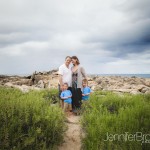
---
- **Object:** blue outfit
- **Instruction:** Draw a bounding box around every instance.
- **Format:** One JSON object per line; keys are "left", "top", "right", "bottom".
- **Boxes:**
{"left": 82, "top": 86, "right": 91, "bottom": 100}
{"left": 60, "top": 90, "right": 72, "bottom": 104}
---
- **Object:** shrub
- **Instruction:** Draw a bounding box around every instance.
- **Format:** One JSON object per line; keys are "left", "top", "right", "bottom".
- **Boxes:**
{"left": 42, "top": 89, "right": 59, "bottom": 104}
{"left": 81, "top": 92, "right": 150, "bottom": 150}
{"left": 0, "top": 87, "right": 66, "bottom": 150}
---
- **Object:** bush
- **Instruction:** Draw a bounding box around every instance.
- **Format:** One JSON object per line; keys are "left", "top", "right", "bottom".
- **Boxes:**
{"left": 42, "top": 89, "right": 59, "bottom": 104}
{"left": 81, "top": 92, "right": 150, "bottom": 150}
{"left": 0, "top": 87, "right": 66, "bottom": 150}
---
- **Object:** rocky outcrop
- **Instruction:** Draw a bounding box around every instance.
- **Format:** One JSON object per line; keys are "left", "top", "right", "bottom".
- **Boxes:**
{"left": 90, "top": 76, "right": 150, "bottom": 94}
{"left": 1, "top": 71, "right": 150, "bottom": 94}
{"left": 0, "top": 70, "right": 59, "bottom": 92}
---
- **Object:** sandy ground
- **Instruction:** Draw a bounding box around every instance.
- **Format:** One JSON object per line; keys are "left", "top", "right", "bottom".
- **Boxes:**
{"left": 58, "top": 115, "right": 84, "bottom": 150}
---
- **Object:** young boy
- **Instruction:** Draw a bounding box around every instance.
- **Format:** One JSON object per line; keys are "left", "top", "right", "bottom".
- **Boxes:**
{"left": 82, "top": 79, "right": 92, "bottom": 103}
{"left": 60, "top": 83, "right": 72, "bottom": 115}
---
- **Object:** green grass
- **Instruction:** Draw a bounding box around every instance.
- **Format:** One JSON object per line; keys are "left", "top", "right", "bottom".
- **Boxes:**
{"left": 0, "top": 87, "right": 66, "bottom": 150}
{"left": 81, "top": 91, "right": 150, "bottom": 150}
{"left": 1, "top": 87, "right": 150, "bottom": 150}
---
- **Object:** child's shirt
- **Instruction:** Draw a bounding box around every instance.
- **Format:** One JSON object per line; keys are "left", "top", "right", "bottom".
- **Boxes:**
{"left": 60, "top": 90, "right": 72, "bottom": 104}
{"left": 82, "top": 86, "right": 91, "bottom": 100}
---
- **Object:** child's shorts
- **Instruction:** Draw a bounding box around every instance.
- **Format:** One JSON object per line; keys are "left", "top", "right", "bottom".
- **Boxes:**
{"left": 63, "top": 103, "right": 72, "bottom": 112}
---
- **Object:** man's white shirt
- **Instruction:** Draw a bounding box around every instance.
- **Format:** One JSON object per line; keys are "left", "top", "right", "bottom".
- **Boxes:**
{"left": 58, "top": 64, "right": 72, "bottom": 87}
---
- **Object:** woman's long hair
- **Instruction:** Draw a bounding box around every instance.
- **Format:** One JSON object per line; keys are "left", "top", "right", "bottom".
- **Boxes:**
{"left": 71, "top": 56, "right": 80, "bottom": 65}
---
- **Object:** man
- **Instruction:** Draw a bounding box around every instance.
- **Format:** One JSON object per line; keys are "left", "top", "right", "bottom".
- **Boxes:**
{"left": 58, "top": 56, "right": 72, "bottom": 108}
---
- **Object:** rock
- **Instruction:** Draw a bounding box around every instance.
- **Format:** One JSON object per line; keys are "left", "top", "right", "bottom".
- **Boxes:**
{"left": 36, "top": 80, "right": 44, "bottom": 88}
{"left": 130, "top": 90, "right": 141, "bottom": 95}
{"left": 17, "top": 85, "right": 31, "bottom": 93}
{"left": 145, "top": 90, "right": 150, "bottom": 94}
{"left": 88, "top": 81, "right": 96, "bottom": 87}
{"left": 4, "top": 82, "right": 13, "bottom": 87}
{"left": 116, "top": 82, "right": 124, "bottom": 87}
{"left": 1, "top": 70, "right": 150, "bottom": 95}
{"left": 48, "top": 69, "right": 58, "bottom": 74}
{"left": 14, "top": 79, "right": 31, "bottom": 86}
{"left": 31, "top": 86, "right": 41, "bottom": 91}
{"left": 0, "top": 81, "right": 3, "bottom": 85}
{"left": 95, "top": 78, "right": 102, "bottom": 84}
{"left": 141, "top": 87, "right": 150, "bottom": 93}
{"left": 131, "top": 76, "right": 137, "bottom": 78}
{"left": 51, "top": 71, "right": 59, "bottom": 76}
{"left": 91, "top": 85, "right": 103, "bottom": 91}
{"left": 100, "top": 81, "right": 108, "bottom": 88}
{"left": 143, "top": 81, "right": 150, "bottom": 87}
{"left": 122, "top": 85, "right": 132, "bottom": 89}
{"left": 136, "top": 85, "right": 147, "bottom": 92}
{"left": 42, "top": 71, "right": 47, "bottom": 75}
{"left": 87, "top": 77, "right": 93, "bottom": 81}
{"left": 111, "top": 89, "right": 132, "bottom": 93}
{"left": 47, "top": 80, "right": 51, "bottom": 89}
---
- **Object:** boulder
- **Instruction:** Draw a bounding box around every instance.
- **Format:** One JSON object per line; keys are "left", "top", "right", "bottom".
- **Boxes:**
{"left": 51, "top": 71, "right": 59, "bottom": 76}
{"left": 95, "top": 78, "right": 102, "bottom": 84}
{"left": 141, "top": 87, "right": 150, "bottom": 93}
{"left": 122, "top": 85, "right": 132, "bottom": 89}
{"left": 135, "top": 85, "right": 147, "bottom": 92}
{"left": 4, "top": 82, "right": 13, "bottom": 87}
{"left": 130, "top": 90, "right": 141, "bottom": 95}
{"left": 87, "top": 77, "right": 93, "bottom": 81}
{"left": 111, "top": 89, "right": 132, "bottom": 93}
{"left": 36, "top": 80, "right": 44, "bottom": 88}
{"left": 17, "top": 85, "right": 31, "bottom": 93}
{"left": 20, "top": 79, "right": 32, "bottom": 86}
{"left": 143, "top": 81, "right": 150, "bottom": 87}
{"left": 145, "top": 90, "right": 150, "bottom": 94}
{"left": 47, "top": 80, "right": 51, "bottom": 89}
{"left": 91, "top": 85, "right": 103, "bottom": 91}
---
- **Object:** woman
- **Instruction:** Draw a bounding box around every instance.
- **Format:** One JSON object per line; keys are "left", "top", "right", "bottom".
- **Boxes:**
{"left": 71, "top": 56, "right": 87, "bottom": 112}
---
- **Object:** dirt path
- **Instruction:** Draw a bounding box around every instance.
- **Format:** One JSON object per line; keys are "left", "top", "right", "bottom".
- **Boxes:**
{"left": 58, "top": 115, "right": 84, "bottom": 150}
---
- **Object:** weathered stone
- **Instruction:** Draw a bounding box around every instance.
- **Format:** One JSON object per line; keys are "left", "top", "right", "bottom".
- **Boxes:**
{"left": 1, "top": 70, "right": 150, "bottom": 95}
{"left": 145, "top": 90, "right": 150, "bottom": 94}
{"left": 135, "top": 85, "right": 147, "bottom": 92}
{"left": 47, "top": 80, "right": 51, "bottom": 89}
{"left": 36, "top": 80, "right": 44, "bottom": 88}
{"left": 122, "top": 85, "right": 132, "bottom": 89}
{"left": 143, "top": 81, "right": 150, "bottom": 87}
{"left": 91, "top": 85, "right": 103, "bottom": 91}
{"left": 141, "top": 87, "right": 150, "bottom": 93}
{"left": 130, "top": 90, "right": 141, "bottom": 95}
{"left": 4, "top": 82, "right": 13, "bottom": 87}
{"left": 17, "top": 85, "right": 30, "bottom": 93}
{"left": 87, "top": 77, "right": 93, "bottom": 81}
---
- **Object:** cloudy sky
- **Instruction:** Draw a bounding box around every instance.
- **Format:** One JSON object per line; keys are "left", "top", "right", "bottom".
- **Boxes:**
{"left": 0, "top": 0, "right": 150, "bottom": 74}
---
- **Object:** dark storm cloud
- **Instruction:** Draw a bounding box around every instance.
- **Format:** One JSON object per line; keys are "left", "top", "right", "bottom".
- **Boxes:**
{"left": 83, "top": 0, "right": 150, "bottom": 58}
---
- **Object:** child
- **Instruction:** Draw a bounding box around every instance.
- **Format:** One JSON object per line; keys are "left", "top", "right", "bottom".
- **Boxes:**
{"left": 60, "top": 83, "right": 72, "bottom": 115}
{"left": 82, "top": 79, "right": 92, "bottom": 103}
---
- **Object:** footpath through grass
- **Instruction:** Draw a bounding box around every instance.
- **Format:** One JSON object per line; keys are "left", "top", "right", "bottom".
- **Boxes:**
{"left": 81, "top": 91, "right": 150, "bottom": 150}
{"left": 0, "top": 87, "right": 66, "bottom": 150}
